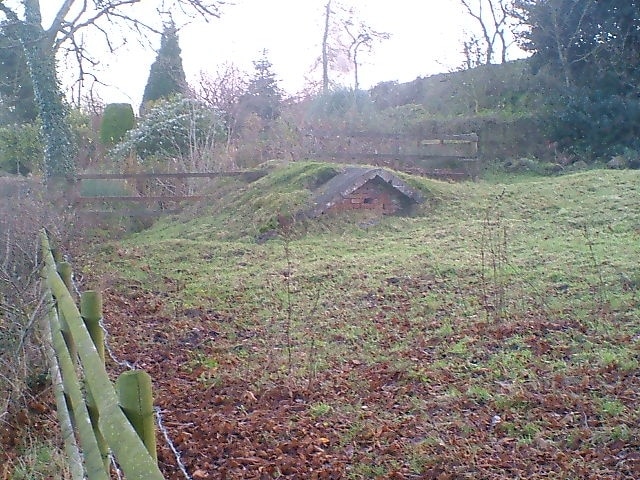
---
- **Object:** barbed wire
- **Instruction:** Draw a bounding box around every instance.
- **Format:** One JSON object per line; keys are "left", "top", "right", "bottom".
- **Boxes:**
{"left": 156, "top": 407, "right": 192, "bottom": 480}
{"left": 98, "top": 318, "right": 137, "bottom": 370}
{"left": 70, "top": 270, "right": 82, "bottom": 300}
{"left": 109, "top": 453, "right": 123, "bottom": 480}
{"left": 70, "top": 272, "right": 191, "bottom": 479}
{"left": 98, "top": 317, "right": 191, "bottom": 480}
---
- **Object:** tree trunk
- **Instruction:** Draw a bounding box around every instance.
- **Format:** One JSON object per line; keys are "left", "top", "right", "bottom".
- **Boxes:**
{"left": 20, "top": 1, "right": 76, "bottom": 179}
{"left": 550, "top": 10, "right": 572, "bottom": 87}
{"left": 22, "top": 41, "right": 76, "bottom": 178}
{"left": 353, "top": 44, "right": 360, "bottom": 91}
{"left": 322, "top": 1, "right": 332, "bottom": 95}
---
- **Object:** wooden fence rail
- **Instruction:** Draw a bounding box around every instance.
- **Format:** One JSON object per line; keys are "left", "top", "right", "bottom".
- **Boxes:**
{"left": 59, "top": 170, "right": 267, "bottom": 217}
{"left": 40, "top": 230, "right": 165, "bottom": 480}
{"left": 314, "top": 132, "right": 480, "bottom": 179}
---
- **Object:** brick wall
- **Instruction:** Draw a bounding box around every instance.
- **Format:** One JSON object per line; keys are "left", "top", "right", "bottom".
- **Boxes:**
{"left": 327, "top": 179, "right": 407, "bottom": 215}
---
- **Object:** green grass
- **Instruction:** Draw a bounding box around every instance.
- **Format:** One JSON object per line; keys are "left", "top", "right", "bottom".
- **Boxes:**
{"left": 92, "top": 164, "right": 640, "bottom": 376}
{"left": 94, "top": 165, "right": 640, "bottom": 372}
{"left": 9, "top": 439, "right": 70, "bottom": 480}
{"left": 84, "top": 163, "right": 640, "bottom": 477}
{"left": 309, "top": 402, "right": 333, "bottom": 418}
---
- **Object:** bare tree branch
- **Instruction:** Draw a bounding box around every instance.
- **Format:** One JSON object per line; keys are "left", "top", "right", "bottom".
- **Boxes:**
{"left": 318, "top": 2, "right": 389, "bottom": 91}
{"left": 46, "top": 0, "right": 79, "bottom": 43}
{"left": 343, "top": 19, "right": 389, "bottom": 90}
{"left": 0, "top": 3, "right": 21, "bottom": 26}
{"left": 52, "top": 0, "right": 149, "bottom": 51}
{"left": 460, "top": 0, "right": 515, "bottom": 65}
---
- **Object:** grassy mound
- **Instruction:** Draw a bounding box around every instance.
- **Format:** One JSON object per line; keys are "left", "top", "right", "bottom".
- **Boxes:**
{"left": 137, "top": 161, "right": 450, "bottom": 242}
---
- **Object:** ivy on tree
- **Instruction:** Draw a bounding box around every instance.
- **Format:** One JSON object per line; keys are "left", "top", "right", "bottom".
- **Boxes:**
{"left": 20, "top": 23, "right": 76, "bottom": 178}
{"left": 0, "top": 22, "right": 38, "bottom": 125}
{"left": 0, "top": 1, "right": 223, "bottom": 180}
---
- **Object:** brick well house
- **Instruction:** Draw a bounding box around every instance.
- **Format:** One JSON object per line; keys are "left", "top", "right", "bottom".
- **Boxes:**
{"left": 308, "top": 167, "right": 423, "bottom": 217}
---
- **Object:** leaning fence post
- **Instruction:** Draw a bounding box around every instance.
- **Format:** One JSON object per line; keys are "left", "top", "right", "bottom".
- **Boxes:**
{"left": 56, "top": 261, "right": 78, "bottom": 365}
{"left": 41, "top": 229, "right": 165, "bottom": 478}
{"left": 81, "top": 291, "right": 110, "bottom": 471}
{"left": 41, "top": 295, "right": 84, "bottom": 480}
{"left": 48, "top": 294, "right": 110, "bottom": 480}
{"left": 117, "top": 371, "right": 158, "bottom": 463}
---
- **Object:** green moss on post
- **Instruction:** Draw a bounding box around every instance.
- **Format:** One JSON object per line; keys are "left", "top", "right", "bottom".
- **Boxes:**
{"left": 51, "top": 247, "right": 62, "bottom": 263}
{"left": 41, "top": 295, "right": 84, "bottom": 480}
{"left": 81, "top": 290, "right": 109, "bottom": 471}
{"left": 57, "top": 262, "right": 73, "bottom": 290}
{"left": 56, "top": 262, "right": 77, "bottom": 363}
{"left": 86, "top": 390, "right": 110, "bottom": 472}
{"left": 117, "top": 371, "right": 157, "bottom": 463}
{"left": 40, "top": 230, "right": 164, "bottom": 479}
{"left": 48, "top": 300, "right": 110, "bottom": 480}
{"left": 81, "top": 291, "right": 104, "bottom": 362}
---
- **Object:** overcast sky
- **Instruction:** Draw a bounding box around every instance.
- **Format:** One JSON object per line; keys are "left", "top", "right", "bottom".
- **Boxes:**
{"left": 51, "top": 0, "right": 525, "bottom": 107}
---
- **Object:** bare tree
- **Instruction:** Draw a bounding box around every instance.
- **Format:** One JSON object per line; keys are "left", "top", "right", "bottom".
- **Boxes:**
{"left": 318, "top": 2, "right": 389, "bottom": 91}
{"left": 0, "top": 1, "right": 224, "bottom": 179}
{"left": 193, "top": 64, "right": 248, "bottom": 117}
{"left": 459, "top": 0, "right": 514, "bottom": 65}
{"left": 190, "top": 63, "right": 248, "bottom": 152}
{"left": 321, "top": 1, "right": 332, "bottom": 95}
{"left": 343, "top": 16, "right": 390, "bottom": 91}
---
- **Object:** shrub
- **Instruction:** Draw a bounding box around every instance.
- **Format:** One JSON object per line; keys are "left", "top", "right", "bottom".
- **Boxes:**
{"left": 0, "top": 122, "right": 43, "bottom": 175}
{"left": 111, "top": 95, "right": 227, "bottom": 168}
{"left": 546, "top": 87, "right": 640, "bottom": 160}
{"left": 100, "top": 103, "right": 135, "bottom": 146}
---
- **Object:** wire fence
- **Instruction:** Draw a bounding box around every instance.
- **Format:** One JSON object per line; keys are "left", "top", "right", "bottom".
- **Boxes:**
{"left": 40, "top": 231, "right": 173, "bottom": 479}
{"left": 72, "top": 268, "right": 192, "bottom": 480}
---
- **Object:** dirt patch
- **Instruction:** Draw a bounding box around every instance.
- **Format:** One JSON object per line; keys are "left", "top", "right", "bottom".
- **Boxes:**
{"left": 99, "top": 285, "right": 640, "bottom": 480}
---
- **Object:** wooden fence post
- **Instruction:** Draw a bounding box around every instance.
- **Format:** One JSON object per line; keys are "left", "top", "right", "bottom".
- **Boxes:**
{"left": 41, "top": 295, "right": 84, "bottom": 480}
{"left": 56, "top": 262, "right": 78, "bottom": 369}
{"left": 57, "top": 262, "right": 73, "bottom": 291}
{"left": 81, "top": 291, "right": 105, "bottom": 361}
{"left": 117, "top": 371, "right": 158, "bottom": 462}
{"left": 41, "top": 230, "right": 165, "bottom": 479}
{"left": 81, "top": 291, "right": 110, "bottom": 472}
{"left": 48, "top": 300, "right": 110, "bottom": 480}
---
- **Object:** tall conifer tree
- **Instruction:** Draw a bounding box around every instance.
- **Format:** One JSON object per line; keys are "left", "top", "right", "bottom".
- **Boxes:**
{"left": 141, "top": 22, "right": 187, "bottom": 108}
{"left": 243, "top": 50, "right": 282, "bottom": 121}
